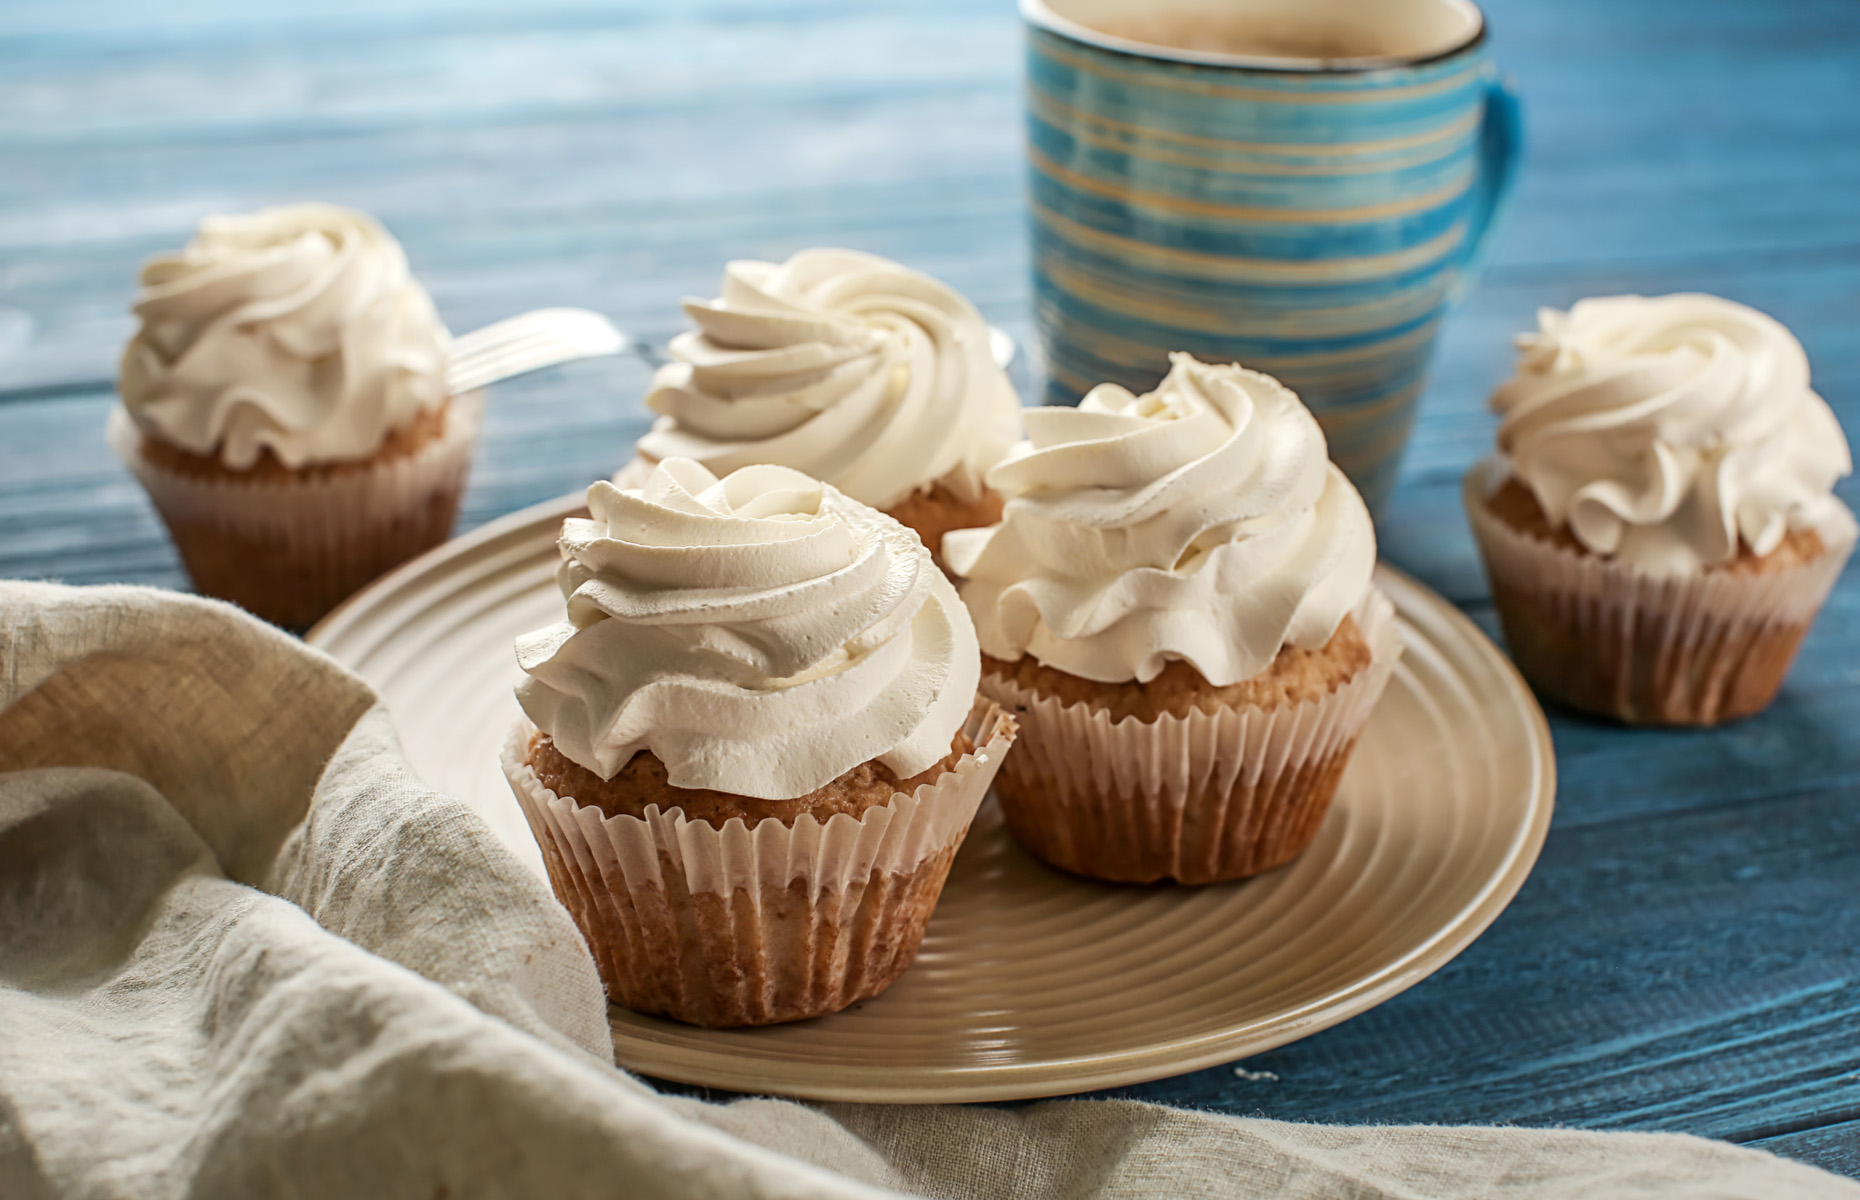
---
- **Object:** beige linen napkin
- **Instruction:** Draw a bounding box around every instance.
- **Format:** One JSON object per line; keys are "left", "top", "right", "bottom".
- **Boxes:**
{"left": 1, "top": 579, "right": 1853, "bottom": 1200}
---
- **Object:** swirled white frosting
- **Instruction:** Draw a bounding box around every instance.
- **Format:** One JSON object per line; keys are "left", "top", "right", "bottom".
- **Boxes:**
{"left": 1491, "top": 293, "right": 1852, "bottom": 575}
{"left": 636, "top": 249, "right": 1022, "bottom": 510}
{"left": 944, "top": 353, "right": 1377, "bottom": 686}
{"left": 514, "top": 457, "right": 981, "bottom": 799}
{"left": 120, "top": 203, "right": 450, "bottom": 469}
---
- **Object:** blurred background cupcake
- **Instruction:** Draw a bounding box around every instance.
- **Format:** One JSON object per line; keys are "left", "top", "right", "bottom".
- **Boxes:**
{"left": 1465, "top": 293, "right": 1856, "bottom": 725}
{"left": 629, "top": 248, "right": 1022, "bottom": 563}
{"left": 946, "top": 353, "right": 1399, "bottom": 886}
{"left": 108, "top": 203, "right": 478, "bottom": 629}
{"left": 503, "top": 457, "right": 1014, "bottom": 1027}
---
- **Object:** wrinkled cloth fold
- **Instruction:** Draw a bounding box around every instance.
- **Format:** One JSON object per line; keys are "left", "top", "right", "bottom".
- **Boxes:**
{"left": 1, "top": 580, "right": 1852, "bottom": 1200}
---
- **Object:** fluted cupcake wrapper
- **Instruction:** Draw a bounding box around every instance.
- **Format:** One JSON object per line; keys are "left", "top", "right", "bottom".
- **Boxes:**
{"left": 501, "top": 697, "right": 1016, "bottom": 1028}
{"left": 107, "top": 394, "right": 483, "bottom": 629}
{"left": 1463, "top": 463, "right": 1858, "bottom": 725}
{"left": 981, "top": 588, "right": 1400, "bottom": 886}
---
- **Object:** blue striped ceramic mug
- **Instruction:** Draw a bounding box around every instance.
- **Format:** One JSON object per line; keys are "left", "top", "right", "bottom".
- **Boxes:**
{"left": 1023, "top": 0, "right": 1521, "bottom": 511}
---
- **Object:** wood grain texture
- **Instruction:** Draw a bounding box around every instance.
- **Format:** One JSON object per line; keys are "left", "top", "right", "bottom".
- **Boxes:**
{"left": 2, "top": 0, "right": 1858, "bottom": 1175}
{"left": 1754, "top": 1120, "right": 1860, "bottom": 1179}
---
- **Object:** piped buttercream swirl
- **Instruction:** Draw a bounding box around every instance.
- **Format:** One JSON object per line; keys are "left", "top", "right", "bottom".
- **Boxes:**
{"left": 945, "top": 353, "right": 1376, "bottom": 686}
{"left": 1491, "top": 293, "right": 1852, "bottom": 575}
{"left": 120, "top": 203, "right": 450, "bottom": 469}
{"left": 514, "top": 458, "right": 981, "bottom": 799}
{"left": 637, "top": 249, "right": 1021, "bottom": 510}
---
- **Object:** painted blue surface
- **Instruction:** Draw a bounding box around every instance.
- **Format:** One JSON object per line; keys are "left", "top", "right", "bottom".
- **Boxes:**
{"left": 1, "top": 0, "right": 1858, "bottom": 1178}
{"left": 1024, "top": 20, "right": 1519, "bottom": 509}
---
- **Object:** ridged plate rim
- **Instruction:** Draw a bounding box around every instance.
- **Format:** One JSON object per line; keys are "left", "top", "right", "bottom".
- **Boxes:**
{"left": 311, "top": 489, "right": 1555, "bottom": 1104}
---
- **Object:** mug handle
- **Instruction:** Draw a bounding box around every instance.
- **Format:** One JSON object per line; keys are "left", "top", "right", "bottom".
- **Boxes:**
{"left": 1450, "top": 66, "right": 1524, "bottom": 304}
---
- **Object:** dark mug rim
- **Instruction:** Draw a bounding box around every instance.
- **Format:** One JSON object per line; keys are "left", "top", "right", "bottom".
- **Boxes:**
{"left": 1021, "top": 0, "right": 1487, "bottom": 74}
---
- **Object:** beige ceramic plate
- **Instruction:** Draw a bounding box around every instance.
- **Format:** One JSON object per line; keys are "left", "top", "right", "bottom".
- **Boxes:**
{"left": 311, "top": 491, "right": 1554, "bottom": 1103}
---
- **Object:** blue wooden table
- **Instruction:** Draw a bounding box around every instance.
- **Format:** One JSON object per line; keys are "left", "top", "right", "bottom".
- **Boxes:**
{"left": 3, "top": 0, "right": 1857, "bottom": 1177}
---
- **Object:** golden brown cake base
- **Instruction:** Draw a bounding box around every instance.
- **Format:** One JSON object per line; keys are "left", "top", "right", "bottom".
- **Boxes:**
{"left": 525, "top": 729, "right": 973, "bottom": 829}
{"left": 983, "top": 616, "right": 1381, "bottom": 886}
{"left": 884, "top": 482, "right": 1005, "bottom": 566}
{"left": 123, "top": 398, "right": 472, "bottom": 629}
{"left": 136, "top": 400, "right": 452, "bottom": 481}
{"left": 985, "top": 614, "right": 1370, "bottom": 721}
{"left": 514, "top": 713, "right": 1011, "bottom": 1027}
{"left": 1479, "top": 477, "right": 1827, "bottom": 725}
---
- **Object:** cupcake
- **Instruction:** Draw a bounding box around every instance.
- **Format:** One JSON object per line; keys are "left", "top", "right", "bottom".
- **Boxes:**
{"left": 945, "top": 353, "right": 1400, "bottom": 886}
{"left": 107, "top": 203, "right": 476, "bottom": 628}
{"left": 502, "top": 457, "right": 1015, "bottom": 1027}
{"left": 1465, "top": 294, "right": 1856, "bottom": 725}
{"left": 631, "top": 249, "right": 1022, "bottom": 562}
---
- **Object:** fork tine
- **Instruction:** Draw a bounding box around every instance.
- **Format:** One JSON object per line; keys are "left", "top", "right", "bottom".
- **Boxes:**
{"left": 445, "top": 308, "right": 631, "bottom": 395}
{"left": 449, "top": 308, "right": 625, "bottom": 358}
{"left": 448, "top": 346, "right": 576, "bottom": 392}
{"left": 452, "top": 321, "right": 620, "bottom": 360}
{"left": 447, "top": 347, "right": 623, "bottom": 395}
{"left": 449, "top": 329, "right": 619, "bottom": 378}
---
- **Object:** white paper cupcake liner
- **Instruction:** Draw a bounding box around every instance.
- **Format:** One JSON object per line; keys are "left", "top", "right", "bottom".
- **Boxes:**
{"left": 981, "top": 588, "right": 1401, "bottom": 885}
{"left": 1463, "top": 462, "right": 1857, "bottom": 724}
{"left": 502, "top": 697, "right": 1016, "bottom": 1026}
{"left": 107, "top": 393, "right": 483, "bottom": 627}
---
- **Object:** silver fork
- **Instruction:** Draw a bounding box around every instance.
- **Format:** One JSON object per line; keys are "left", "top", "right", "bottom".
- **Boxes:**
{"left": 445, "top": 308, "right": 631, "bottom": 396}
{"left": 445, "top": 309, "right": 1015, "bottom": 396}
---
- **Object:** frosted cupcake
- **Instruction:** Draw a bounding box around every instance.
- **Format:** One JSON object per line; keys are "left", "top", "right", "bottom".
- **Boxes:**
{"left": 108, "top": 203, "right": 476, "bottom": 628}
{"left": 1466, "top": 294, "right": 1856, "bottom": 724}
{"left": 946, "top": 353, "right": 1399, "bottom": 886}
{"left": 502, "top": 457, "right": 1015, "bottom": 1027}
{"left": 631, "top": 249, "right": 1022, "bottom": 562}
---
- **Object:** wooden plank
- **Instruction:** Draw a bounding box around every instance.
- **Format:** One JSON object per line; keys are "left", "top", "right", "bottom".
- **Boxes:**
{"left": 0, "top": 358, "right": 659, "bottom": 586}
{"left": 11, "top": 388, "right": 1860, "bottom": 842}
{"left": 3, "top": 0, "right": 1860, "bottom": 1172}
{"left": 1749, "top": 1119, "right": 1860, "bottom": 1178}
{"left": 1090, "top": 784, "right": 1860, "bottom": 1142}
{"left": 2, "top": 0, "right": 1857, "bottom": 394}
